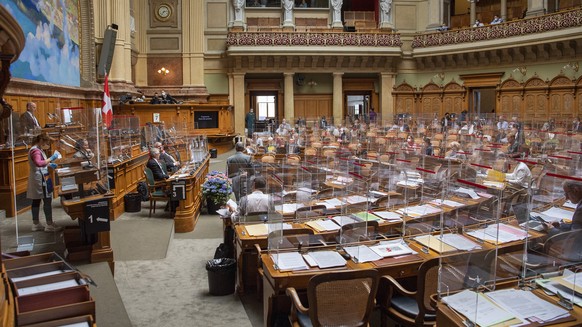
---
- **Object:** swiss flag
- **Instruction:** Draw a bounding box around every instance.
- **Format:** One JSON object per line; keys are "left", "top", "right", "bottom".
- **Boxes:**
{"left": 102, "top": 74, "right": 113, "bottom": 128}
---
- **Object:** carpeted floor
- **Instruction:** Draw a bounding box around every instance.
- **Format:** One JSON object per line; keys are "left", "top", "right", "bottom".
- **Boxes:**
{"left": 110, "top": 218, "right": 174, "bottom": 260}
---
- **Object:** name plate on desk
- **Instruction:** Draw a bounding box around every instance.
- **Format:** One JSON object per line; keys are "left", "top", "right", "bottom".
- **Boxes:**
{"left": 84, "top": 199, "right": 110, "bottom": 233}
{"left": 171, "top": 180, "right": 186, "bottom": 200}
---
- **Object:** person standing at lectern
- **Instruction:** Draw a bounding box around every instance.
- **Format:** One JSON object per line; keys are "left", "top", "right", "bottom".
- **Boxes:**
{"left": 20, "top": 102, "right": 41, "bottom": 134}
{"left": 246, "top": 108, "right": 256, "bottom": 138}
{"left": 27, "top": 133, "right": 62, "bottom": 232}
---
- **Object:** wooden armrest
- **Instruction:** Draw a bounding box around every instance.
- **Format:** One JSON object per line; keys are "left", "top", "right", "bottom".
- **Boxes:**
{"left": 253, "top": 243, "right": 262, "bottom": 253}
{"left": 381, "top": 275, "right": 416, "bottom": 297}
{"left": 286, "top": 287, "right": 309, "bottom": 314}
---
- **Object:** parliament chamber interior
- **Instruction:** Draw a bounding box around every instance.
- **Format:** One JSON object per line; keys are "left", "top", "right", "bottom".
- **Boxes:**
{"left": 0, "top": 0, "right": 582, "bottom": 326}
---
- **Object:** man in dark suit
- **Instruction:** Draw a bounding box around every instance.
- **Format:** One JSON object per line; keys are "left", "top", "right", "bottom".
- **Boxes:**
{"left": 19, "top": 102, "right": 41, "bottom": 134}
{"left": 147, "top": 147, "right": 169, "bottom": 181}
{"left": 227, "top": 142, "right": 252, "bottom": 200}
{"left": 155, "top": 141, "right": 180, "bottom": 173}
{"left": 546, "top": 180, "right": 582, "bottom": 236}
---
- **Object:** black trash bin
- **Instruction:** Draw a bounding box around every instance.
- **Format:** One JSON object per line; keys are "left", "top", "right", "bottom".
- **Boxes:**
{"left": 124, "top": 193, "right": 142, "bottom": 212}
{"left": 210, "top": 148, "right": 218, "bottom": 158}
{"left": 206, "top": 258, "right": 236, "bottom": 295}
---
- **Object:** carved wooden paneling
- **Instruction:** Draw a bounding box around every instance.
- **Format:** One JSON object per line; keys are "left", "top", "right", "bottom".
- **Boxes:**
{"left": 294, "top": 95, "right": 332, "bottom": 119}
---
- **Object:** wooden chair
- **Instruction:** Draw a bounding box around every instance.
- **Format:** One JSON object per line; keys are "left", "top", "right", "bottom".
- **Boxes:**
{"left": 304, "top": 148, "right": 317, "bottom": 156}
{"left": 287, "top": 154, "right": 301, "bottom": 165}
{"left": 379, "top": 257, "right": 442, "bottom": 326}
{"left": 143, "top": 168, "right": 171, "bottom": 217}
{"left": 286, "top": 269, "right": 379, "bottom": 327}
{"left": 261, "top": 154, "right": 276, "bottom": 163}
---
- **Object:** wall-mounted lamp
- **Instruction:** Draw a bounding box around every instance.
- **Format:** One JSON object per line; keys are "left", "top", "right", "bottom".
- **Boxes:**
{"left": 307, "top": 79, "right": 318, "bottom": 87}
{"left": 158, "top": 67, "right": 170, "bottom": 75}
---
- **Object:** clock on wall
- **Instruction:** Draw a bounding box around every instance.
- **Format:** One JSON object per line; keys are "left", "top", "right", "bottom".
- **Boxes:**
{"left": 155, "top": 4, "right": 172, "bottom": 21}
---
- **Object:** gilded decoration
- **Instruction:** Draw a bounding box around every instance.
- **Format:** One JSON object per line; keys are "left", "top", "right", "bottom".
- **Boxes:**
{"left": 226, "top": 31, "right": 402, "bottom": 47}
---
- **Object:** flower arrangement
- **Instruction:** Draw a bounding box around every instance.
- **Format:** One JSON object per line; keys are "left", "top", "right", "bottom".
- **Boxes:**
{"left": 202, "top": 170, "right": 232, "bottom": 205}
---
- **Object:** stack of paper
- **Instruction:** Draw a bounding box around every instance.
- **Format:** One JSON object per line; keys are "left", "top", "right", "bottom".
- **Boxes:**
{"left": 533, "top": 207, "right": 574, "bottom": 223}
{"left": 345, "top": 195, "right": 369, "bottom": 204}
{"left": 344, "top": 245, "right": 382, "bottom": 263}
{"left": 298, "top": 187, "right": 317, "bottom": 194}
{"left": 487, "top": 289, "right": 569, "bottom": 324}
{"left": 369, "top": 190, "right": 388, "bottom": 197}
{"left": 352, "top": 211, "right": 383, "bottom": 222}
{"left": 454, "top": 187, "right": 481, "bottom": 199}
{"left": 396, "top": 204, "right": 442, "bottom": 218}
{"left": 430, "top": 199, "right": 465, "bottom": 208}
{"left": 397, "top": 180, "right": 420, "bottom": 187}
{"left": 274, "top": 203, "right": 305, "bottom": 214}
{"left": 303, "top": 251, "right": 347, "bottom": 268}
{"left": 332, "top": 215, "right": 359, "bottom": 226}
{"left": 466, "top": 223, "right": 528, "bottom": 244}
{"left": 245, "top": 224, "right": 269, "bottom": 236}
{"left": 442, "top": 290, "right": 516, "bottom": 327}
{"left": 483, "top": 180, "right": 505, "bottom": 189}
{"left": 324, "top": 198, "right": 345, "bottom": 208}
{"left": 414, "top": 235, "right": 457, "bottom": 253}
{"left": 305, "top": 219, "right": 341, "bottom": 232}
{"left": 564, "top": 200, "right": 578, "bottom": 209}
{"left": 18, "top": 279, "right": 80, "bottom": 296}
{"left": 437, "top": 233, "right": 482, "bottom": 251}
{"left": 60, "top": 176, "right": 78, "bottom": 192}
{"left": 368, "top": 239, "right": 415, "bottom": 258}
{"left": 267, "top": 223, "right": 293, "bottom": 233}
{"left": 371, "top": 211, "right": 402, "bottom": 222}
{"left": 271, "top": 252, "right": 309, "bottom": 271}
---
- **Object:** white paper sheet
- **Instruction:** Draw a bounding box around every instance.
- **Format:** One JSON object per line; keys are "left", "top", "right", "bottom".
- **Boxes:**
{"left": 534, "top": 206, "right": 575, "bottom": 223}
{"left": 455, "top": 187, "right": 481, "bottom": 199}
{"left": 18, "top": 279, "right": 80, "bottom": 296}
{"left": 438, "top": 234, "right": 482, "bottom": 251}
{"left": 442, "top": 290, "right": 515, "bottom": 327}
{"left": 486, "top": 289, "right": 569, "bottom": 323}
{"left": 307, "top": 251, "right": 347, "bottom": 268}
{"left": 369, "top": 239, "right": 415, "bottom": 257}
{"left": 332, "top": 215, "right": 359, "bottom": 226}
{"left": 371, "top": 211, "right": 402, "bottom": 221}
{"left": 344, "top": 245, "right": 382, "bottom": 263}
{"left": 271, "top": 252, "right": 309, "bottom": 271}
{"left": 431, "top": 199, "right": 465, "bottom": 208}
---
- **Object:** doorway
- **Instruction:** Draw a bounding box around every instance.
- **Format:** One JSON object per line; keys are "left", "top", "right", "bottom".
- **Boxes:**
{"left": 250, "top": 91, "right": 278, "bottom": 133}
{"left": 346, "top": 93, "right": 371, "bottom": 124}
{"left": 470, "top": 87, "right": 496, "bottom": 119}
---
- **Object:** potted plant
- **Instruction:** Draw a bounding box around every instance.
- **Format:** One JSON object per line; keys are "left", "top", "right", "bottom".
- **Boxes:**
{"left": 202, "top": 170, "right": 232, "bottom": 214}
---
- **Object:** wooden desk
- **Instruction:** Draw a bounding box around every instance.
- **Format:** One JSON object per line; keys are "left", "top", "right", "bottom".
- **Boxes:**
{"left": 107, "top": 151, "right": 149, "bottom": 220}
{"left": 0, "top": 146, "right": 30, "bottom": 217}
{"left": 436, "top": 287, "right": 582, "bottom": 326}
{"left": 168, "top": 156, "right": 209, "bottom": 233}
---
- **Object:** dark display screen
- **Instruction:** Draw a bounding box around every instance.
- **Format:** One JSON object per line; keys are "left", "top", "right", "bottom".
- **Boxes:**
{"left": 195, "top": 111, "right": 218, "bottom": 129}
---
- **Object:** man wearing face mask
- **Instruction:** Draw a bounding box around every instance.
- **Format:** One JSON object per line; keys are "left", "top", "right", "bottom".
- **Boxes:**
{"left": 160, "top": 90, "right": 178, "bottom": 104}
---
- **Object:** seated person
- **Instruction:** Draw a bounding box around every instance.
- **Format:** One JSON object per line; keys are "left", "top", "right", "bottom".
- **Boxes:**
{"left": 546, "top": 180, "right": 582, "bottom": 236}
{"left": 276, "top": 119, "right": 291, "bottom": 136}
{"left": 245, "top": 138, "right": 256, "bottom": 155}
{"left": 445, "top": 141, "right": 466, "bottom": 161}
{"left": 227, "top": 176, "right": 271, "bottom": 221}
{"left": 437, "top": 24, "right": 449, "bottom": 31}
{"left": 506, "top": 133, "right": 521, "bottom": 157}
{"left": 155, "top": 141, "right": 180, "bottom": 173}
{"left": 147, "top": 147, "right": 169, "bottom": 181}
{"left": 473, "top": 19, "right": 484, "bottom": 27}
{"left": 424, "top": 137, "right": 434, "bottom": 156}
{"left": 160, "top": 90, "right": 178, "bottom": 104}
{"left": 490, "top": 15, "right": 504, "bottom": 24}
{"left": 505, "top": 160, "right": 533, "bottom": 188}
{"left": 73, "top": 138, "right": 95, "bottom": 160}
{"left": 150, "top": 93, "right": 161, "bottom": 104}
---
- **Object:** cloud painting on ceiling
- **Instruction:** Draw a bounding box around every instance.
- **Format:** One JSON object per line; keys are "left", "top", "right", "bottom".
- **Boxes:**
{"left": 2, "top": 0, "right": 81, "bottom": 87}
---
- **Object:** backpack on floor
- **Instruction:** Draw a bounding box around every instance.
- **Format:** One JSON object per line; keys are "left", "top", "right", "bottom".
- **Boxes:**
{"left": 137, "top": 181, "right": 149, "bottom": 201}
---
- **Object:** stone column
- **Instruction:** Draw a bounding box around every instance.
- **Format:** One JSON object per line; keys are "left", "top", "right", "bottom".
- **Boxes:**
{"left": 182, "top": 0, "right": 205, "bottom": 86}
{"left": 380, "top": 73, "right": 395, "bottom": 123}
{"left": 233, "top": 73, "right": 246, "bottom": 135}
{"left": 133, "top": 0, "right": 148, "bottom": 86}
{"left": 470, "top": 0, "right": 477, "bottom": 26}
{"left": 110, "top": 0, "right": 132, "bottom": 82}
{"left": 526, "top": 0, "right": 546, "bottom": 17}
{"left": 500, "top": 0, "right": 507, "bottom": 20}
{"left": 284, "top": 73, "right": 295, "bottom": 121}
{"left": 332, "top": 72, "right": 344, "bottom": 124}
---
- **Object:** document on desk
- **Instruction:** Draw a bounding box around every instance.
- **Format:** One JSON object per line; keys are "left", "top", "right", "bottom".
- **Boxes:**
{"left": 534, "top": 206, "right": 574, "bottom": 223}
{"left": 414, "top": 235, "right": 458, "bottom": 253}
{"left": 298, "top": 187, "right": 317, "bottom": 194}
{"left": 430, "top": 199, "right": 465, "bottom": 208}
{"left": 486, "top": 289, "right": 569, "bottom": 323}
{"left": 267, "top": 223, "right": 293, "bottom": 233}
{"left": 344, "top": 245, "right": 382, "bottom": 263}
{"left": 275, "top": 203, "right": 305, "bottom": 214}
{"left": 332, "top": 215, "right": 359, "bottom": 226}
{"left": 396, "top": 204, "right": 442, "bottom": 218}
{"left": 324, "top": 198, "right": 346, "bottom": 207}
{"left": 369, "top": 239, "right": 415, "bottom": 258}
{"left": 60, "top": 176, "right": 78, "bottom": 192}
{"left": 18, "top": 279, "right": 80, "bottom": 296}
{"left": 454, "top": 187, "right": 481, "bottom": 199}
{"left": 305, "top": 250, "right": 347, "bottom": 269}
{"left": 437, "top": 233, "right": 481, "bottom": 251}
{"left": 372, "top": 211, "right": 402, "bottom": 222}
{"left": 536, "top": 277, "right": 582, "bottom": 306}
{"left": 442, "top": 290, "right": 516, "bottom": 327}
{"left": 558, "top": 271, "right": 582, "bottom": 291}
{"left": 10, "top": 269, "right": 71, "bottom": 282}
{"left": 271, "top": 252, "right": 309, "bottom": 271}
{"left": 345, "top": 195, "right": 369, "bottom": 204}
{"left": 352, "top": 211, "right": 383, "bottom": 222}
{"left": 564, "top": 200, "right": 577, "bottom": 209}
{"left": 396, "top": 180, "right": 419, "bottom": 187}
{"left": 466, "top": 223, "right": 528, "bottom": 244}
{"left": 245, "top": 224, "right": 268, "bottom": 236}
{"left": 305, "top": 219, "right": 341, "bottom": 232}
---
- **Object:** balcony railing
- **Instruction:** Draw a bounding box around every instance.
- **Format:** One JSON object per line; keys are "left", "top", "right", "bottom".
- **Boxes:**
{"left": 226, "top": 31, "right": 402, "bottom": 47}
{"left": 412, "top": 8, "right": 582, "bottom": 48}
